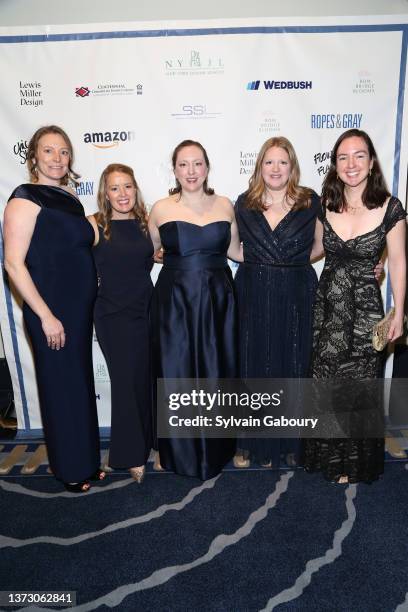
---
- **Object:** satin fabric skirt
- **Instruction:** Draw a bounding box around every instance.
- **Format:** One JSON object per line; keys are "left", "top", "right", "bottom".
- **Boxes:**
{"left": 152, "top": 261, "right": 237, "bottom": 480}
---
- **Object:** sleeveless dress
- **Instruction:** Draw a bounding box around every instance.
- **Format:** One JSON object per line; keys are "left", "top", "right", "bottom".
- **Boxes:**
{"left": 302, "top": 197, "right": 407, "bottom": 483}
{"left": 152, "top": 220, "right": 237, "bottom": 480}
{"left": 8, "top": 184, "right": 100, "bottom": 483}
{"left": 92, "top": 220, "right": 153, "bottom": 468}
{"left": 234, "top": 192, "right": 320, "bottom": 466}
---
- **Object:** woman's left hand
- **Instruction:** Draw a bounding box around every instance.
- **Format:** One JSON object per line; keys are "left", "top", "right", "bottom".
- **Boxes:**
{"left": 373, "top": 260, "right": 384, "bottom": 282}
{"left": 388, "top": 314, "right": 405, "bottom": 342}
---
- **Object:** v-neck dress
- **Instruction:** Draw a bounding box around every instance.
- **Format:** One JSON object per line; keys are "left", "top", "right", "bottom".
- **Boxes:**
{"left": 234, "top": 191, "right": 320, "bottom": 466}
{"left": 302, "top": 197, "right": 407, "bottom": 483}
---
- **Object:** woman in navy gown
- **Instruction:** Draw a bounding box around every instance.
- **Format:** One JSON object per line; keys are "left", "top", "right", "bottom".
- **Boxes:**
{"left": 88, "top": 164, "right": 153, "bottom": 483}
{"left": 149, "top": 140, "right": 243, "bottom": 480}
{"left": 4, "top": 125, "right": 103, "bottom": 492}
{"left": 234, "top": 136, "right": 322, "bottom": 469}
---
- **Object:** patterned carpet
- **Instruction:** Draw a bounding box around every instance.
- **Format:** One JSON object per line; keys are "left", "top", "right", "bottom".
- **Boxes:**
{"left": 0, "top": 443, "right": 408, "bottom": 612}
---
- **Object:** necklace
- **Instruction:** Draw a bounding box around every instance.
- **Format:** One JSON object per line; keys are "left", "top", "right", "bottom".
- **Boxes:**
{"left": 263, "top": 194, "right": 288, "bottom": 209}
{"left": 347, "top": 203, "right": 365, "bottom": 215}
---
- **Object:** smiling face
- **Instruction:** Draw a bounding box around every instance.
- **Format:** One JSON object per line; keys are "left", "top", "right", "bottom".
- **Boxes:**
{"left": 33, "top": 133, "right": 70, "bottom": 186}
{"left": 173, "top": 145, "right": 208, "bottom": 193}
{"left": 105, "top": 171, "right": 136, "bottom": 219}
{"left": 261, "top": 146, "right": 291, "bottom": 193}
{"left": 336, "top": 135, "right": 374, "bottom": 190}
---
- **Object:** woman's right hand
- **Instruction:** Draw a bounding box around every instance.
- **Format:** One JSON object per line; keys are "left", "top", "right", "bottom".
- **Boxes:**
{"left": 41, "top": 314, "right": 66, "bottom": 350}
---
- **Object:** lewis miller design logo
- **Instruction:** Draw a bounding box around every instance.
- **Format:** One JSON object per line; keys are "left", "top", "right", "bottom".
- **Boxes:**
{"left": 83, "top": 130, "right": 135, "bottom": 149}
{"left": 76, "top": 86, "right": 90, "bottom": 97}
{"left": 247, "top": 80, "right": 312, "bottom": 91}
{"left": 19, "top": 80, "right": 43, "bottom": 107}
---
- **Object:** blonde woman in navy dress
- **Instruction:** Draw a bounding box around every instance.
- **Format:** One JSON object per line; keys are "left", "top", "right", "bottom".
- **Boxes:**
{"left": 88, "top": 164, "right": 153, "bottom": 483}
{"left": 4, "top": 125, "right": 104, "bottom": 492}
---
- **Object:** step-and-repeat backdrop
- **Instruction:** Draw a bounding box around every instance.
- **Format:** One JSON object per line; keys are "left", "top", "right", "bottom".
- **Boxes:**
{"left": 0, "top": 16, "right": 407, "bottom": 435}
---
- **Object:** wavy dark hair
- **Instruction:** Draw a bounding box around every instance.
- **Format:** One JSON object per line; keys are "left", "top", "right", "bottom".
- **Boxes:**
{"left": 27, "top": 125, "right": 80, "bottom": 185}
{"left": 96, "top": 163, "right": 148, "bottom": 240}
{"left": 245, "top": 136, "right": 312, "bottom": 211}
{"left": 169, "top": 139, "right": 214, "bottom": 196}
{"left": 322, "top": 129, "right": 390, "bottom": 212}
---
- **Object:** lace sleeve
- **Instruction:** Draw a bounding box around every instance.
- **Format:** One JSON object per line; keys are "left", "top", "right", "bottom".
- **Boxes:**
{"left": 384, "top": 197, "right": 407, "bottom": 234}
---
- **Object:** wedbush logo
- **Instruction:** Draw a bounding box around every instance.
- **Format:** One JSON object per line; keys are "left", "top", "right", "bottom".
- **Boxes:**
{"left": 171, "top": 104, "right": 222, "bottom": 120}
{"left": 311, "top": 113, "right": 363, "bottom": 129}
{"left": 83, "top": 130, "right": 135, "bottom": 149}
{"left": 247, "top": 80, "right": 312, "bottom": 91}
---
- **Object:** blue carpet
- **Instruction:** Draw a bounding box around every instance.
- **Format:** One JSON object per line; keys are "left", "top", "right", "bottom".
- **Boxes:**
{"left": 0, "top": 463, "right": 407, "bottom": 611}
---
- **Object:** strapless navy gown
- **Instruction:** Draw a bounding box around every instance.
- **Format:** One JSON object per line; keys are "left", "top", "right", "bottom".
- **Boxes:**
{"left": 152, "top": 221, "right": 237, "bottom": 480}
{"left": 8, "top": 184, "right": 100, "bottom": 483}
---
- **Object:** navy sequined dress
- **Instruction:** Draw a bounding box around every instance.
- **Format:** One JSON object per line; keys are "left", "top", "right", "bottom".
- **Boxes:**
{"left": 234, "top": 191, "right": 320, "bottom": 466}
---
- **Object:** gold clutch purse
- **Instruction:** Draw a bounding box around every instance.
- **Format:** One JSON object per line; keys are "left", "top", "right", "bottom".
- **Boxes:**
{"left": 372, "top": 308, "right": 395, "bottom": 351}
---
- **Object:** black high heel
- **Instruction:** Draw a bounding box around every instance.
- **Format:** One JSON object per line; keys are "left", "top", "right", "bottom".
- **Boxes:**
{"left": 63, "top": 481, "right": 91, "bottom": 493}
{"left": 89, "top": 469, "right": 106, "bottom": 481}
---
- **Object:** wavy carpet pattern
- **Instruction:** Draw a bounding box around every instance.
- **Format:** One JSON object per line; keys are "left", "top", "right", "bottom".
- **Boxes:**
{"left": 1, "top": 463, "right": 408, "bottom": 611}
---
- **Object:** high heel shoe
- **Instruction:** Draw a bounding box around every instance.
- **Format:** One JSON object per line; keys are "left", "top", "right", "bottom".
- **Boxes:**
{"left": 153, "top": 452, "right": 165, "bottom": 472}
{"left": 233, "top": 454, "right": 250, "bottom": 468}
{"left": 130, "top": 466, "right": 145, "bottom": 483}
{"left": 89, "top": 469, "right": 106, "bottom": 481}
{"left": 63, "top": 481, "right": 91, "bottom": 493}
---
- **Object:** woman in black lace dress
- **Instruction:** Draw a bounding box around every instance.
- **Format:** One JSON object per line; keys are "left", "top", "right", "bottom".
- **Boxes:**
{"left": 302, "top": 129, "right": 406, "bottom": 483}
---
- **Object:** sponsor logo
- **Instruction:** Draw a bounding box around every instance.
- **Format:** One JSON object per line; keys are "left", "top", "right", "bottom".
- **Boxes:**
{"left": 76, "top": 181, "right": 94, "bottom": 196}
{"left": 247, "top": 80, "right": 312, "bottom": 91}
{"left": 165, "top": 50, "right": 224, "bottom": 76}
{"left": 353, "top": 70, "right": 375, "bottom": 94}
{"left": 313, "top": 150, "right": 332, "bottom": 177}
{"left": 19, "top": 80, "right": 43, "bottom": 107}
{"left": 171, "top": 104, "right": 222, "bottom": 120}
{"left": 258, "top": 111, "right": 281, "bottom": 134}
{"left": 94, "top": 363, "right": 109, "bottom": 382}
{"left": 83, "top": 130, "right": 135, "bottom": 149}
{"left": 13, "top": 139, "right": 29, "bottom": 164}
{"left": 75, "top": 83, "right": 142, "bottom": 97}
{"left": 310, "top": 113, "right": 363, "bottom": 129}
{"left": 239, "top": 150, "right": 257, "bottom": 176}
{"left": 76, "top": 86, "right": 90, "bottom": 97}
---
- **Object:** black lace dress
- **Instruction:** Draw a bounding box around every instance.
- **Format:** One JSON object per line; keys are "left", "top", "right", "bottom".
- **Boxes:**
{"left": 302, "top": 197, "right": 407, "bottom": 483}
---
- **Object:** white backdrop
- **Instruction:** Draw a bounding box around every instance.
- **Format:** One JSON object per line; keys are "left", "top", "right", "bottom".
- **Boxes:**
{"left": 0, "top": 16, "right": 407, "bottom": 435}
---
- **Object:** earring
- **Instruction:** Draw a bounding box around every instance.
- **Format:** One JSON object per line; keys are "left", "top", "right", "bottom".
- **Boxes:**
{"left": 369, "top": 169, "right": 372, "bottom": 177}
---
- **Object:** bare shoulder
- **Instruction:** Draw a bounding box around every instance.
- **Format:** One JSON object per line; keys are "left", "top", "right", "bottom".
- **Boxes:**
{"left": 149, "top": 195, "right": 178, "bottom": 220}
{"left": 5, "top": 197, "right": 40, "bottom": 220}
{"left": 214, "top": 195, "right": 234, "bottom": 219}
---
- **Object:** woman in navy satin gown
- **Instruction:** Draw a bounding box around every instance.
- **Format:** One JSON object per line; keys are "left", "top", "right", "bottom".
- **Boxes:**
{"left": 4, "top": 125, "right": 103, "bottom": 492}
{"left": 89, "top": 164, "right": 153, "bottom": 483}
{"left": 149, "top": 140, "right": 243, "bottom": 480}
{"left": 234, "top": 136, "right": 322, "bottom": 469}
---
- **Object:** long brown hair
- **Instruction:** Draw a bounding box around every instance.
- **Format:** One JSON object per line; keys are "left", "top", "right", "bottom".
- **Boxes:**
{"left": 96, "top": 164, "right": 148, "bottom": 239}
{"left": 27, "top": 125, "right": 80, "bottom": 185}
{"left": 322, "top": 129, "right": 390, "bottom": 212}
{"left": 245, "top": 136, "right": 312, "bottom": 211}
{"left": 169, "top": 139, "right": 214, "bottom": 196}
